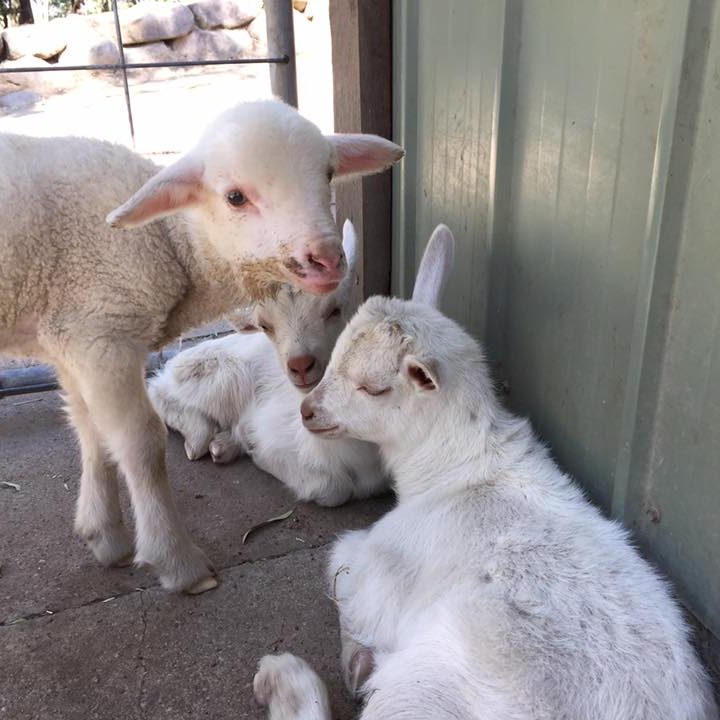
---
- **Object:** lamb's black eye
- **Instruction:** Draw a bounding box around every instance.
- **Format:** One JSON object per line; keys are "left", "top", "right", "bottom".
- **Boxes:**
{"left": 226, "top": 190, "right": 248, "bottom": 207}
{"left": 326, "top": 168, "right": 334, "bottom": 182}
{"left": 259, "top": 323, "right": 274, "bottom": 334}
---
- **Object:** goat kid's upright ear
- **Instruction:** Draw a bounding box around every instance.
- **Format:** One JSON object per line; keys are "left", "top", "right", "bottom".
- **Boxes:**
{"left": 328, "top": 134, "right": 404, "bottom": 180}
{"left": 107, "top": 155, "right": 206, "bottom": 229}
{"left": 341, "top": 219, "right": 358, "bottom": 278}
{"left": 403, "top": 355, "right": 439, "bottom": 392}
{"left": 411, "top": 224, "right": 455, "bottom": 308}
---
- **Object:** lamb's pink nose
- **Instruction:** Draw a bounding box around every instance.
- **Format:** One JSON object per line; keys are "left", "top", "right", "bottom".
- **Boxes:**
{"left": 303, "top": 237, "right": 345, "bottom": 282}
{"left": 288, "top": 354, "right": 316, "bottom": 384}
{"left": 307, "top": 252, "right": 342, "bottom": 273}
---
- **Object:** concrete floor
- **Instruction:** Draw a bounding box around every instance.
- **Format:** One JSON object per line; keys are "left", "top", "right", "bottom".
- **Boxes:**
{"left": 0, "top": 390, "right": 391, "bottom": 720}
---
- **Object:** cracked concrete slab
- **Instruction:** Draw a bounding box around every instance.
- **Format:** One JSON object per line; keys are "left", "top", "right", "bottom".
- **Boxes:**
{"left": 0, "top": 390, "right": 391, "bottom": 718}
{"left": 1, "top": 549, "right": 357, "bottom": 720}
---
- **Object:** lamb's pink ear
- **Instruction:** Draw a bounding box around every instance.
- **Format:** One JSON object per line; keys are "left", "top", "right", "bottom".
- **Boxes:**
{"left": 106, "top": 156, "right": 205, "bottom": 228}
{"left": 327, "top": 134, "right": 404, "bottom": 180}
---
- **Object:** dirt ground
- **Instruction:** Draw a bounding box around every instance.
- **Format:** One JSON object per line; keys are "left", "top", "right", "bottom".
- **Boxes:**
{"left": 0, "top": 390, "right": 391, "bottom": 719}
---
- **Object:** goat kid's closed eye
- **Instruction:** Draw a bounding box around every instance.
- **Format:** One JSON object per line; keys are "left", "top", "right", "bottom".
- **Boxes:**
{"left": 325, "top": 307, "right": 341, "bottom": 321}
{"left": 358, "top": 385, "right": 390, "bottom": 397}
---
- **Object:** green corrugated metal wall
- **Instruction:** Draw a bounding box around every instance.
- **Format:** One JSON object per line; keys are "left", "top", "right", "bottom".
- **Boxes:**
{"left": 393, "top": 0, "right": 720, "bottom": 637}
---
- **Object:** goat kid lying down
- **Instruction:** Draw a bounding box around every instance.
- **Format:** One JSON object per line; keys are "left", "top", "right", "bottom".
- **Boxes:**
{"left": 253, "top": 225, "right": 718, "bottom": 720}
{"left": 149, "top": 221, "right": 388, "bottom": 507}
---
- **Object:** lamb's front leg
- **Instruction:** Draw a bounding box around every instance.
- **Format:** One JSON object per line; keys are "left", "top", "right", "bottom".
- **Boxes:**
{"left": 73, "top": 351, "right": 216, "bottom": 594}
{"left": 254, "top": 654, "right": 332, "bottom": 720}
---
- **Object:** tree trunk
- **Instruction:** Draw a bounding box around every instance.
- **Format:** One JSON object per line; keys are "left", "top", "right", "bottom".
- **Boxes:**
{"left": 19, "top": 0, "right": 34, "bottom": 24}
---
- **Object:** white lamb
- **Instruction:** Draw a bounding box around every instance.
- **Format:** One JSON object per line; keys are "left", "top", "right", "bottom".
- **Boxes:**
{"left": 148, "top": 221, "right": 388, "bottom": 507}
{"left": 254, "top": 225, "right": 718, "bottom": 719}
{"left": 0, "top": 100, "right": 403, "bottom": 593}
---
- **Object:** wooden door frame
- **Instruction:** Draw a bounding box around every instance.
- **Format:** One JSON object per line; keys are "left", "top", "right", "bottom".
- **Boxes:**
{"left": 329, "top": 0, "right": 393, "bottom": 298}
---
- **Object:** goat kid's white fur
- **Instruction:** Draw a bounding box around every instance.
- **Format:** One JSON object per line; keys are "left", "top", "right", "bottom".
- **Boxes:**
{"left": 0, "top": 100, "right": 403, "bottom": 593}
{"left": 148, "top": 221, "right": 387, "bottom": 507}
{"left": 254, "top": 225, "right": 718, "bottom": 719}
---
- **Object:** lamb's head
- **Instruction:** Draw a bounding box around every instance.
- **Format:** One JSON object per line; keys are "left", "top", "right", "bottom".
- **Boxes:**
{"left": 301, "top": 224, "right": 470, "bottom": 444}
{"left": 228, "top": 220, "right": 359, "bottom": 392}
{"left": 106, "top": 100, "right": 403, "bottom": 297}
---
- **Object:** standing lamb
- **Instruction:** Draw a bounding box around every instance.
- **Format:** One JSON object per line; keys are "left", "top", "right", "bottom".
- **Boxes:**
{"left": 0, "top": 100, "right": 403, "bottom": 594}
{"left": 254, "top": 225, "right": 718, "bottom": 719}
{"left": 148, "top": 221, "right": 388, "bottom": 507}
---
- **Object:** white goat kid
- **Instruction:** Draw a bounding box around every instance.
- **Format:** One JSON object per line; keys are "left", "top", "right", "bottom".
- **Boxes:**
{"left": 255, "top": 225, "right": 718, "bottom": 720}
{"left": 149, "top": 221, "right": 387, "bottom": 507}
{"left": 0, "top": 100, "right": 403, "bottom": 593}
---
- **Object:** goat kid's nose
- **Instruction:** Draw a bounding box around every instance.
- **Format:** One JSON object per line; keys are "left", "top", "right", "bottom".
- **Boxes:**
{"left": 288, "top": 354, "right": 316, "bottom": 376}
{"left": 300, "top": 398, "right": 315, "bottom": 421}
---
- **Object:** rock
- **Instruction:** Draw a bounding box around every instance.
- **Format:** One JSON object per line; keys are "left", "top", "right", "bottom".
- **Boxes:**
{"left": 0, "top": 89, "right": 42, "bottom": 113}
{"left": 186, "top": 0, "right": 260, "bottom": 30}
{"left": 120, "top": 2, "right": 195, "bottom": 45}
{"left": 223, "top": 27, "right": 255, "bottom": 55}
{"left": 293, "top": 0, "right": 308, "bottom": 11}
{"left": 171, "top": 27, "right": 252, "bottom": 62}
{"left": 61, "top": 38, "right": 121, "bottom": 67}
{"left": 58, "top": 16, "right": 121, "bottom": 67}
{"left": 1, "top": 20, "right": 68, "bottom": 60}
{"left": 0, "top": 56, "right": 75, "bottom": 95}
{"left": 123, "top": 41, "right": 175, "bottom": 65}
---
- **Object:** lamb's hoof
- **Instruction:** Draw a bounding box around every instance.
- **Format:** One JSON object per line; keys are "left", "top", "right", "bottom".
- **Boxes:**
{"left": 186, "top": 576, "right": 219, "bottom": 595}
{"left": 77, "top": 522, "right": 134, "bottom": 568}
{"left": 143, "top": 542, "right": 217, "bottom": 594}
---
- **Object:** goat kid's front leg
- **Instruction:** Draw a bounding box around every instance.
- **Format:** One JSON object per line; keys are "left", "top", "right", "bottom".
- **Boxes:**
{"left": 76, "top": 357, "right": 216, "bottom": 594}
{"left": 254, "top": 654, "right": 332, "bottom": 720}
{"left": 59, "top": 366, "right": 133, "bottom": 567}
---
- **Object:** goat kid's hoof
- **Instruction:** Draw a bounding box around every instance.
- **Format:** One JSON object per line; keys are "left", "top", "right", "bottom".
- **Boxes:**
{"left": 184, "top": 439, "right": 209, "bottom": 461}
{"left": 209, "top": 431, "right": 241, "bottom": 464}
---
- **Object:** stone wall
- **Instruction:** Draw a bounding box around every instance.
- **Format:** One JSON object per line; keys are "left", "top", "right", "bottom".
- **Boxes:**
{"left": 0, "top": 0, "right": 306, "bottom": 106}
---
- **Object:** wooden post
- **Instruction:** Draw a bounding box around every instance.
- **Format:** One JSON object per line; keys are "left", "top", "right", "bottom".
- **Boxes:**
{"left": 265, "top": 0, "right": 299, "bottom": 107}
{"left": 330, "top": 0, "right": 393, "bottom": 298}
